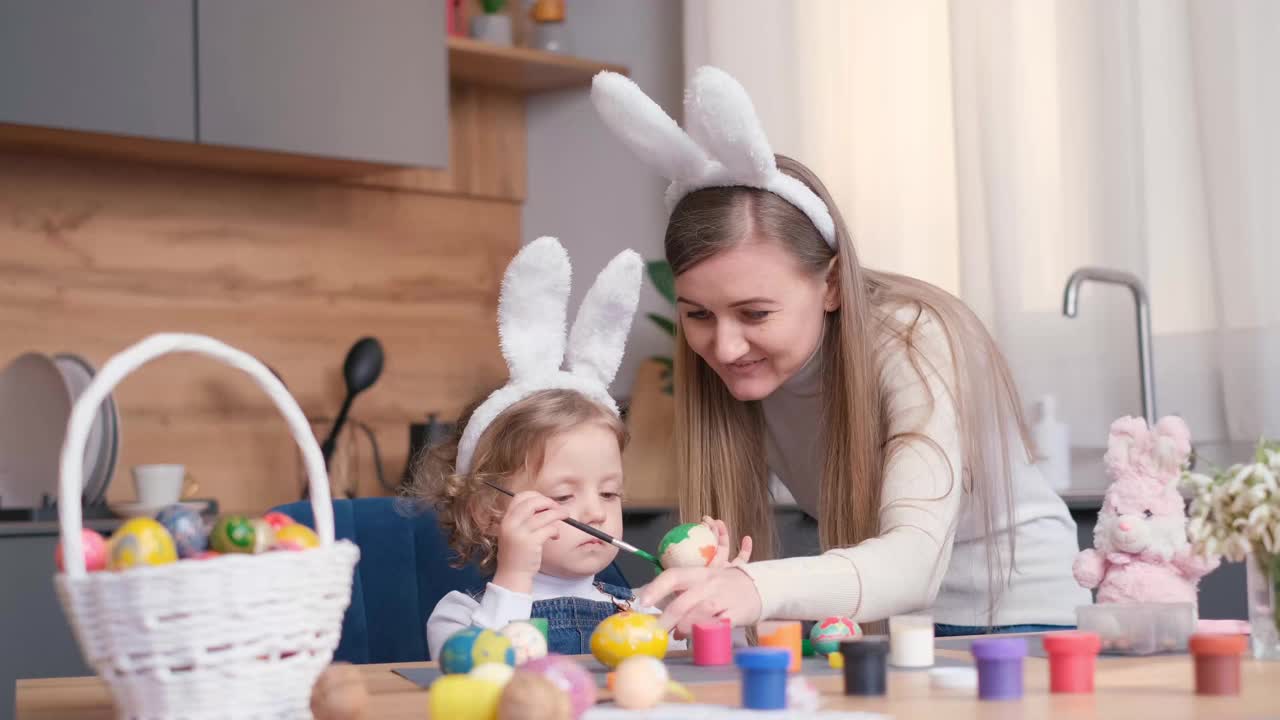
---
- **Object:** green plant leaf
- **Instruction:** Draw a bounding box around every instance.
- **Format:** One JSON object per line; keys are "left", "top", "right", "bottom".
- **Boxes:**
{"left": 646, "top": 260, "right": 676, "bottom": 305}
{"left": 480, "top": 0, "right": 506, "bottom": 13}
{"left": 647, "top": 313, "right": 676, "bottom": 337}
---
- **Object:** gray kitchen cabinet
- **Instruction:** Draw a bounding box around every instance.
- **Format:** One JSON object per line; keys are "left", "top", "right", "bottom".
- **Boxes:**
{"left": 0, "top": 0, "right": 196, "bottom": 141}
{"left": 196, "top": 0, "right": 447, "bottom": 167}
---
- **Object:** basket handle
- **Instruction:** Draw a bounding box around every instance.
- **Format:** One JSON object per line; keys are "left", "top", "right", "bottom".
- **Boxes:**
{"left": 58, "top": 333, "right": 336, "bottom": 577}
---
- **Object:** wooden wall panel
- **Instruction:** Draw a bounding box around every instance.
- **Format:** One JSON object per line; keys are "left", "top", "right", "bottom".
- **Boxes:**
{"left": 0, "top": 150, "right": 519, "bottom": 514}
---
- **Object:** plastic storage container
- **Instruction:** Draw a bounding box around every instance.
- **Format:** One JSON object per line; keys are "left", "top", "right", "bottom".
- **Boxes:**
{"left": 1076, "top": 602, "right": 1195, "bottom": 655}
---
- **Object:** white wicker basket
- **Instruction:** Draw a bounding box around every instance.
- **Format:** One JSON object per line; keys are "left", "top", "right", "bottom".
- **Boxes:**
{"left": 54, "top": 334, "right": 360, "bottom": 719}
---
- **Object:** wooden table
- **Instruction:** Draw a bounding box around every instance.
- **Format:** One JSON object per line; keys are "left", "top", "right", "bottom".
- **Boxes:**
{"left": 16, "top": 650, "right": 1276, "bottom": 719}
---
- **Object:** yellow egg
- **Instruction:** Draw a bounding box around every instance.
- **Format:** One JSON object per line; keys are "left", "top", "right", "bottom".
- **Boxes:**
{"left": 590, "top": 611, "right": 668, "bottom": 669}
{"left": 428, "top": 675, "right": 502, "bottom": 720}
{"left": 108, "top": 518, "right": 177, "bottom": 571}
{"left": 272, "top": 523, "right": 320, "bottom": 551}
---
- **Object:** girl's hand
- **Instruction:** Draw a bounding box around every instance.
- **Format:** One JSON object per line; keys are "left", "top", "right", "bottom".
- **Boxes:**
{"left": 703, "top": 516, "right": 752, "bottom": 568}
{"left": 493, "top": 491, "right": 569, "bottom": 594}
{"left": 636, "top": 565, "right": 763, "bottom": 637}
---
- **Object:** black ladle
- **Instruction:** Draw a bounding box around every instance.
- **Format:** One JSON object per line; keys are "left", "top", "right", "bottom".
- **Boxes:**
{"left": 320, "top": 337, "right": 384, "bottom": 466}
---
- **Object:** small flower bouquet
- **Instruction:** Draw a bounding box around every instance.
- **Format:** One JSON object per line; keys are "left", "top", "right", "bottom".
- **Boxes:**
{"left": 1183, "top": 440, "right": 1280, "bottom": 659}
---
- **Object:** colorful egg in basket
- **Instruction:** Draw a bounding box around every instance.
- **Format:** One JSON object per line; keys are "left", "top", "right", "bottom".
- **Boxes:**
{"left": 210, "top": 515, "right": 256, "bottom": 554}
{"left": 154, "top": 504, "right": 209, "bottom": 559}
{"left": 440, "top": 627, "right": 516, "bottom": 674}
{"left": 56, "top": 529, "right": 108, "bottom": 573}
{"left": 273, "top": 523, "right": 320, "bottom": 551}
{"left": 590, "top": 611, "right": 669, "bottom": 668}
{"left": 810, "top": 616, "right": 862, "bottom": 654}
{"left": 52, "top": 332, "right": 361, "bottom": 720}
{"left": 108, "top": 518, "right": 178, "bottom": 571}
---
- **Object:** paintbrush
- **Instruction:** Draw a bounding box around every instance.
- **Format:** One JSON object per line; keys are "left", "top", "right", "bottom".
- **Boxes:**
{"left": 483, "top": 480, "right": 663, "bottom": 570}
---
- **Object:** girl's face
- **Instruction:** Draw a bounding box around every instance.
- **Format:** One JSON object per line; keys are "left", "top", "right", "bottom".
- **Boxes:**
{"left": 517, "top": 422, "right": 624, "bottom": 578}
{"left": 674, "top": 239, "right": 837, "bottom": 401}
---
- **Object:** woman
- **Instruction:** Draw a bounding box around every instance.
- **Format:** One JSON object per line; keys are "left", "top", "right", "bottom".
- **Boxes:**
{"left": 592, "top": 67, "right": 1090, "bottom": 636}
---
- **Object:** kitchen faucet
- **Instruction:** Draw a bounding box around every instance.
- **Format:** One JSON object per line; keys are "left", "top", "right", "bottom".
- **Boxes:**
{"left": 1062, "top": 267, "right": 1156, "bottom": 428}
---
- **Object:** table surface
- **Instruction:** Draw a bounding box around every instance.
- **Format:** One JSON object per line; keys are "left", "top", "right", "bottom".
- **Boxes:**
{"left": 15, "top": 644, "right": 1276, "bottom": 719}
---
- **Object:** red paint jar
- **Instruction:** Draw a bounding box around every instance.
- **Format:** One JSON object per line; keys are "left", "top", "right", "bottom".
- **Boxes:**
{"left": 1189, "top": 633, "right": 1247, "bottom": 696}
{"left": 1043, "top": 631, "right": 1102, "bottom": 693}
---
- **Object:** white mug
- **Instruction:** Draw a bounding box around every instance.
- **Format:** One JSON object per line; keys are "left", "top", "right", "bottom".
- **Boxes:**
{"left": 132, "top": 464, "right": 198, "bottom": 507}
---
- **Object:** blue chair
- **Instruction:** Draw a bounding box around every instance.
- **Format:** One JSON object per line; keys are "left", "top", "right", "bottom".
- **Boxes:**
{"left": 271, "top": 497, "right": 630, "bottom": 665}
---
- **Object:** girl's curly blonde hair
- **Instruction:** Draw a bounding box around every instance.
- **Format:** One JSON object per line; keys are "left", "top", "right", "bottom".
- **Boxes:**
{"left": 411, "top": 388, "right": 628, "bottom": 573}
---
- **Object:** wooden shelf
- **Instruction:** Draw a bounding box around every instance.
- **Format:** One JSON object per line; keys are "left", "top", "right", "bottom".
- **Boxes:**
{"left": 448, "top": 36, "right": 628, "bottom": 93}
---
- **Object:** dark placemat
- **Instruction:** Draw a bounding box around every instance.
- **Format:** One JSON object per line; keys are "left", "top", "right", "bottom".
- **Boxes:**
{"left": 394, "top": 651, "right": 970, "bottom": 689}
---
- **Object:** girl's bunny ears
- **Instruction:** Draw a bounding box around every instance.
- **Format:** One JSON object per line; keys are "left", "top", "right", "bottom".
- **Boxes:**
{"left": 456, "top": 237, "right": 643, "bottom": 475}
{"left": 591, "top": 65, "right": 836, "bottom": 247}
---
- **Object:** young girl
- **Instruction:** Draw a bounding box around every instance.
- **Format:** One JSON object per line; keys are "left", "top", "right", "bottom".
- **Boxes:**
{"left": 420, "top": 237, "right": 747, "bottom": 659}
{"left": 591, "top": 67, "right": 1091, "bottom": 636}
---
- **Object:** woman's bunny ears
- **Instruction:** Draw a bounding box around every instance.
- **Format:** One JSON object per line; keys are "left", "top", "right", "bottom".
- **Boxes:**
{"left": 456, "top": 237, "right": 643, "bottom": 475}
{"left": 591, "top": 65, "right": 836, "bottom": 247}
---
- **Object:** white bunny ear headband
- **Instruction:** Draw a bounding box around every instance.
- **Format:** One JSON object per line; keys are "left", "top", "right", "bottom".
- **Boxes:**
{"left": 456, "top": 237, "right": 643, "bottom": 475}
{"left": 591, "top": 65, "right": 836, "bottom": 247}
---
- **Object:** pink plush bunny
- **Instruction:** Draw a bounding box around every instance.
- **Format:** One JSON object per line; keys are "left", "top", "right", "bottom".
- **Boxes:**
{"left": 1073, "top": 416, "right": 1219, "bottom": 604}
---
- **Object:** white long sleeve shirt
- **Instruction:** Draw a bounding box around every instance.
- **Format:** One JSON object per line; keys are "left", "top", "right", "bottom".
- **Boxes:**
{"left": 745, "top": 307, "right": 1091, "bottom": 626}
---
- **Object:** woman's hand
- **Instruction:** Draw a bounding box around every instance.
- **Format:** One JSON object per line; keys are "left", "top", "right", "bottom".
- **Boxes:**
{"left": 493, "top": 491, "right": 569, "bottom": 594}
{"left": 704, "top": 516, "right": 752, "bottom": 568}
{"left": 636, "top": 565, "right": 763, "bottom": 636}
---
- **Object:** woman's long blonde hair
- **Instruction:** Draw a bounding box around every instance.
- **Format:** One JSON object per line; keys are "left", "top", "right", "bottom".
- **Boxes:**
{"left": 668, "top": 156, "right": 1030, "bottom": 623}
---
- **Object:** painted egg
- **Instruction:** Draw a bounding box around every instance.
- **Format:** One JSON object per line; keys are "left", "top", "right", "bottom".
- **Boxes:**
{"left": 55, "top": 528, "right": 108, "bottom": 572}
{"left": 501, "top": 620, "right": 549, "bottom": 665}
{"left": 193, "top": 551, "right": 222, "bottom": 560}
{"left": 787, "top": 675, "right": 821, "bottom": 711}
{"left": 261, "top": 511, "right": 295, "bottom": 531}
{"left": 154, "top": 504, "right": 209, "bottom": 559}
{"left": 428, "top": 675, "right": 503, "bottom": 720}
{"left": 809, "top": 616, "right": 862, "bottom": 654}
{"left": 613, "top": 656, "right": 669, "bottom": 710}
{"left": 498, "top": 670, "right": 572, "bottom": 720}
{"left": 590, "top": 611, "right": 669, "bottom": 668}
{"left": 658, "top": 522, "right": 717, "bottom": 569}
{"left": 251, "top": 519, "right": 276, "bottom": 553}
{"left": 108, "top": 518, "right": 177, "bottom": 570}
{"left": 210, "top": 515, "right": 256, "bottom": 554}
{"left": 272, "top": 523, "right": 320, "bottom": 551}
{"left": 439, "top": 627, "right": 515, "bottom": 674}
{"left": 521, "top": 655, "right": 596, "bottom": 719}
{"left": 469, "top": 662, "right": 515, "bottom": 687}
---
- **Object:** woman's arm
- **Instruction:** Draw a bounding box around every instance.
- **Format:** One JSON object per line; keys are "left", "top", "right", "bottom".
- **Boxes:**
{"left": 744, "top": 311, "right": 965, "bottom": 621}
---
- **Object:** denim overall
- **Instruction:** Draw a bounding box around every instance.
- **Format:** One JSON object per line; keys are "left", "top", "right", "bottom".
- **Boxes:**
{"left": 531, "top": 581, "right": 634, "bottom": 655}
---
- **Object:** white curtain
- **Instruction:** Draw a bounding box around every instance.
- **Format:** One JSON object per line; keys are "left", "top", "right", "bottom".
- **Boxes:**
{"left": 685, "top": 0, "right": 1279, "bottom": 452}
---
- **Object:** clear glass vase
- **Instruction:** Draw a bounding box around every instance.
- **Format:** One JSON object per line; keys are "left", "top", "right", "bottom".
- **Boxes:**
{"left": 1247, "top": 551, "right": 1280, "bottom": 660}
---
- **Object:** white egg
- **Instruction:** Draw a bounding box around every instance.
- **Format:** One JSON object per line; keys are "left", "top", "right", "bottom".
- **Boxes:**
{"left": 614, "top": 656, "right": 669, "bottom": 710}
{"left": 501, "top": 621, "right": 549, "bottom": 665}
{"left": 469, "top": 662, "right": 515, "bottom": 687}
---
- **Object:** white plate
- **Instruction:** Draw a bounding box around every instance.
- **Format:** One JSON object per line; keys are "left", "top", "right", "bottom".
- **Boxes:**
{"left": 53, "top": 353, "right": 119, "bottom": 506}
{"left": 108, "top": 500, "right": 209, "bottom": 519}
{"left": 0, "top": 353, "right": 73, "bottom": 509}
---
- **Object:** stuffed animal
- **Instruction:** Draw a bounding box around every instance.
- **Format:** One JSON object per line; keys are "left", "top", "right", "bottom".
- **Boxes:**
{"left": 1073, "top": 416, "right": 1219, "bottom": 605}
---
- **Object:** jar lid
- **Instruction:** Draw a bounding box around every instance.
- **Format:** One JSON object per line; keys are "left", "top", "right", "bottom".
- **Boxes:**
{"left": 839, "top": 637, "right": 889, "bottom": 658}
{"left": 970, "top": 637, "right": 1027, "bottom": 660}
{"left": 1042, "top": 631, "right": 1101, "bottom": 655}
{"left": 734, "top": 647, "right": 791, "bottom": 670}
{"left": 1189, "top": 633, "right": 1247, "bottom": 656}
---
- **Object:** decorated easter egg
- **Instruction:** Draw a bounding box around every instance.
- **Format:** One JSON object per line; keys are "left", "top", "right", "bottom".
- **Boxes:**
{"left": 193, "top": 551, "right": 222, "bottom": 561}
{"left": 108, "top": 518, "right": 178, "bottom": 570}
{"left": 658, "top": 522, "right": 717, "bottom": 569}
{"left": 521, "top": 655, "right": 596, "bottom": 719}
{"left": 590, "top": 611, "right": 668, "bottom": 668}
{"left": 470, "top": 662, "right": 515, "bottom": 687}
{"left": 501, "top": 620, "right": 549, "bottom": 665}
{"left": 498, "top": 670, "right": 572, "bottom": 720}
{"left": 613, "top": 656, "right": 669, "bottom": 710}
{"left": 55, "top": 528, "right": 108, "bottom": 572}
{"left": 428, "top": 675, "right": 503, "bottom": 720}
{"left": 809, "top": 616, "right": 862, "bottom": 654}
{"left": 251, "top": 519, "right": 276, "bottom": 553}
{"left": 154, "top": 504, "right": 209, "bottom": 559}
{"left": 440, "top": 627, "right": 516, "bottom": 674}
{"left": 261, "top": 511, "right": 295, "bottom": 531}
{"left": 272, "top": 523, "right": 320, "bottom": 551}
{"left": 210, "top": 515, "right": 256, "bottom": 554}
